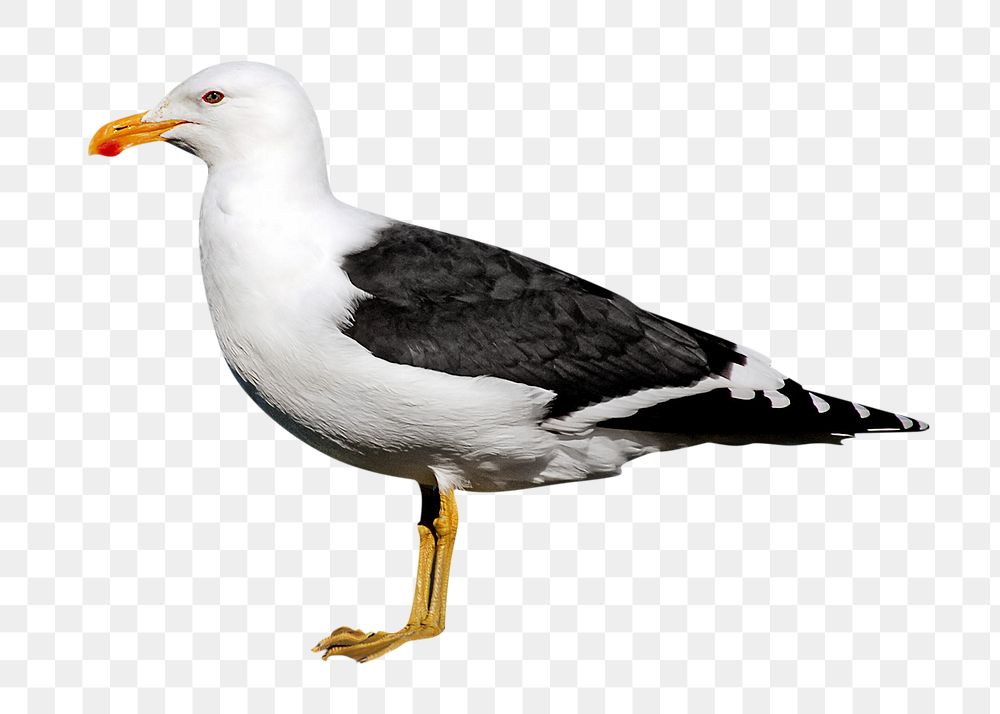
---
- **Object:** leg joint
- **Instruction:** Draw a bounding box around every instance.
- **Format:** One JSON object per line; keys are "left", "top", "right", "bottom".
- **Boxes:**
{"left": 418, "top": 484, "right": 440, "bottom": 534}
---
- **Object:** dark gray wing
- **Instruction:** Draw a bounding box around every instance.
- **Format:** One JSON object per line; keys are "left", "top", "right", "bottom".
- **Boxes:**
{"left": 341, "top": 221, "right": 748, "bottom": 420}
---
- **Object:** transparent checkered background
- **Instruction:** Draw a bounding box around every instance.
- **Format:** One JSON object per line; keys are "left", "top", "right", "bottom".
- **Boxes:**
{"left": 1, "top": 1, "right": 994, "bottom": 712}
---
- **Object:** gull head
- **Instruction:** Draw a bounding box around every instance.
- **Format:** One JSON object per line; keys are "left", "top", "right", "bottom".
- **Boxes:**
{"left": 88, "top": 61, "right": 324, "bottom": 169}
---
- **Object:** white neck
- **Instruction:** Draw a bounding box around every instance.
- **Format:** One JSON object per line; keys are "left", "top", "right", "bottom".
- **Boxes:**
{"left": 200, "top": 103, "right": 333, "bottom": 204}
{"left": 205, "top": 152, "right": 332, "bottom": 208}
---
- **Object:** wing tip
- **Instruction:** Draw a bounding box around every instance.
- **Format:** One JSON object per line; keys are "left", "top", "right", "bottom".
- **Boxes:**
{"left": 855, "top": 409, "right": 930, "bottom": 435}
{"left": 910, "top": 416, "right": 931, "bottom": 432}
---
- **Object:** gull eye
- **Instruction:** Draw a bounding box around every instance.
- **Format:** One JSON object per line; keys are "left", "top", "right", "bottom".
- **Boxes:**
{"left": 201, "top": 90, "right": 225, "bottom": 105}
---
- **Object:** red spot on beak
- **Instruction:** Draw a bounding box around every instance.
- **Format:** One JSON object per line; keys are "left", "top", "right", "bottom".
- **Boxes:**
{"left": 97, "top": 140, "right": 122, "bottom": 157}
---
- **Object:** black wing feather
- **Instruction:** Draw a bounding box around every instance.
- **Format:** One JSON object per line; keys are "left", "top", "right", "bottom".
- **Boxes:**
{"left": 341, "top": 222, "right": 747, "bottom": 418}
{"left": 601, "top": 379, "right": 928, "bottom": 444}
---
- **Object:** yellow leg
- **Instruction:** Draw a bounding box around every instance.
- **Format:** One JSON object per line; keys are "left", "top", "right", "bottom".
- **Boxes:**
{"left": 312, "top": 485, "right": 459, "bottom": 662}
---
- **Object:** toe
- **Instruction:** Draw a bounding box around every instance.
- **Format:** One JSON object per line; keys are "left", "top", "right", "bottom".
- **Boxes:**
{"left": 312, "top": 626, "right": 375, "bottom": 653}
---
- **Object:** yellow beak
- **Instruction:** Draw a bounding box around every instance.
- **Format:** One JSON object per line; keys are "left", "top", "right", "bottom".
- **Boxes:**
{"left": 88, "top": 112, "right": 188, "bottom": 157}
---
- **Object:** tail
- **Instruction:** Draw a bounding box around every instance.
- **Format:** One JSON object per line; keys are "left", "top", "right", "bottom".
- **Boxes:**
{"left": 597, "top": 379, "right": 929, "bottom": 446}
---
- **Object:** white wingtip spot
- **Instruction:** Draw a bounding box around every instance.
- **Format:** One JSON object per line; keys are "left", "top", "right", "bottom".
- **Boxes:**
{"left": 853, "top": 403, "right": 870, "bottom": 418}
{"left": 763, "top": 390, "right": 791, "bottom": 408}
{"left": 729, "top": 387, "right": 755, "bottom": 400}
{"left": 898, "top": 415, "right": 913, "bottom": 429}
{"left": 809, "top": 393, "right": 830, "bottom": 413}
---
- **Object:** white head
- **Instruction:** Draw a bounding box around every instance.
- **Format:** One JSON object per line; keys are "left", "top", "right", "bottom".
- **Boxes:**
{"left": 89, "top": 62, "right": 328, "bottom": 181}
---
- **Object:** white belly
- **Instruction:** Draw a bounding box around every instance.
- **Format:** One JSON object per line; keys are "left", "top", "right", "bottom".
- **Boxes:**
{"left": 198, "top": 191, "right": 573, "bottom": 490}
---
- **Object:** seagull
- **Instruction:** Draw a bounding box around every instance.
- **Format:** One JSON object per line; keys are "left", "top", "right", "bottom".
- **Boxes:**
{"left": 89, "top": 61, "right": 928, "bottom": 662}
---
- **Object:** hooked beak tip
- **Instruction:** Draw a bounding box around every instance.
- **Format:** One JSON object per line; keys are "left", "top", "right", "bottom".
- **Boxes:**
{"left": 88, "top": 112, "right": 187, "bottom": 157}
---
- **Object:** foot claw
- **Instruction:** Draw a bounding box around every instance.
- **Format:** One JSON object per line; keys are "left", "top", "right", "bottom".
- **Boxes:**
{"left": 312, "top": 626, "right": 382, "bottom": 660}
